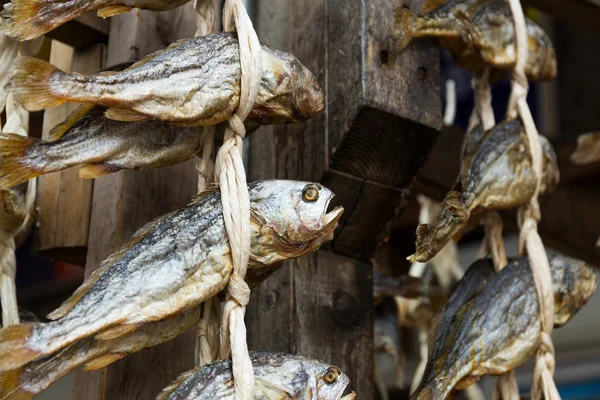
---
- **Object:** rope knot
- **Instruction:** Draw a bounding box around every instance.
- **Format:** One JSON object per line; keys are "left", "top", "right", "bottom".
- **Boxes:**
{"left": 228, "top": 273, "right": 251, "bottom": 307}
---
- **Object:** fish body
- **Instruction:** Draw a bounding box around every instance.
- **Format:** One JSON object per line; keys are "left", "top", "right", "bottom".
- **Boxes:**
{"left": 395, "top": 0, "right": 557, "bottom": 81}
{"left": 0, "top": 105, "right": 204, "bottom": 188}
{"left": 571, "top": 132, "right": 600, "bottom": 165}
{"left": 0, "top": 308, "right": 200, "bottom": 400}
{"left": 7, "top": 33, "right": 324, "bottom": 127}
{"left": 409, "top": 119, "right": 559, "bottom": 263}
{"left": 0, "top": 0, "right": 190, "bottom": 41}
{"left": 373, "top": 272, "right": 429, "bottom": 302}
{"left": 158, "top": 352, "right": 352, "bottom": 400}
{"left": 412, "top": 253, "right": 597, "bottom": 400}
{"left": 0, "top": 180, "right": 343, "bottom": 371}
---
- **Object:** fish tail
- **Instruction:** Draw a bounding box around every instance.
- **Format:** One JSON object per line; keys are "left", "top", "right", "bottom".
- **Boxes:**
{"left": 0, "top": 0, "right": 85, "bottom": 40}
{"left": 407, "top": 223, "right": 437, "bottom": 263}
{"left": 0, "top": 325, "right": 41, "bottom": 371}
{"left": 0, "top": 133, "right": 43, "bottom": 189}
{"left": 6, "top": 57, "right": 68, "bottom": 111}
{"left": 394, "top": 8, "right": 417, "bottom": 50}
{"left": 0, "top": 368, "right": 34, "bottom": 400}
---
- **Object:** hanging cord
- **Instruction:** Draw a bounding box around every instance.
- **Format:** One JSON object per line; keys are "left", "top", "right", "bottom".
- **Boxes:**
{"left": 507, "top": 2, "right": 559, "bottom": 399}
{"left": 443, "top": 79, "right": 457, "bottom": 126}
{"left": 192, "top": 0, "right": 221, "bottom": 368}
{"left": 0, "top": 32, "right": 40, "bottom": 327}
{"left": 212, "top": 1, "right": 263, "bottom": 398}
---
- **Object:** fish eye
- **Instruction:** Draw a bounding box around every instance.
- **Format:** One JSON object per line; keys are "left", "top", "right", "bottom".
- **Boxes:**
{"left": 302, "top": 185, "right": 320, "bottom": 202}
{"left": 323, "top": 367, "right": 340, "bottom": 384}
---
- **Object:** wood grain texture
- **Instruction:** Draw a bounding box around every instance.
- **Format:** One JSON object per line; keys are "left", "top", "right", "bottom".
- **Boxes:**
{"left": 34, "top": 43, "right": 104, "bottom": 266}
{"left": 72, "top": 5, "right": 199, "bottom": 399}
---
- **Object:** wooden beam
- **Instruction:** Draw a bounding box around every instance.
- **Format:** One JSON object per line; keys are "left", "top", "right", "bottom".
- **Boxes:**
{"left": 72, "top": 5, "right": 199, "bottom": 400}
{"left": 34, "top": 42, "right": 104, "bottom": 266}
{"left": 44, "top": 12, "right": 109, "bottom": 50}
{"left": 414, "top": 126, "right": 600, "bottom": 266}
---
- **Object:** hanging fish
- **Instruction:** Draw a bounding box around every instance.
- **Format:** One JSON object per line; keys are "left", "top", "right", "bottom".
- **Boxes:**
{"left": 571, "top": 132, "right": 600, "bottom": 165}
{"left": 0, "top": 0, "right": 191, "bottom": 41}
{"left": 0, "top": 308, "right": 200, "bottom": 400}
{"left": 408, "top": 119, "right": 559, "bottom": 263}
{"left": 0, "top": 180, "right": 343, "bottom": 372}
{"left": 6, "top": 32, "right": 324, "bottom": 127}
{"left": 157, "top": 352, "right": 355, "bottom": 400}
{"left": 395, "top": 0, "right": 557, "bottom": 81}
{"left": 373, "top": 272, "right": 430, "bottom": 303}
{"left": 411, "top": 253, "right": 597, "bottom": 400}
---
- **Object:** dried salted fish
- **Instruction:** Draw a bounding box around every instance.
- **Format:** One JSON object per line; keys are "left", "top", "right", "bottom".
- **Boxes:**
{"left": 6, "top": 33, "right": 324, "bottom": 127}
{"left": 395, "top": 0, "right": 556, "bottom": 81}
{"left": 0, "top": 180, "right": 343, "bottom": 372}
{"left": 411, "top": 253, "right": 597, "bottom": 400}
{"left": 409, "top": 119, "right": 559, "bottom": 263}
{"left": 158, "top": 352, "right": 355, "bottom": 400}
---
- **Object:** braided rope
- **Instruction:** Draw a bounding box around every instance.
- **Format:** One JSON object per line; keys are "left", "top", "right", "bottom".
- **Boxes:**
{"left": 507, "top": 1, "right": 559, "bottom": 399}
{"left": 213, "top": 1, "right": 263, "bottom": 398}
{"left": 0, "top": 33, "right": 40, "bottom": 327}
{"left": 192, "top": 0, "right": 221, "bottom": 367}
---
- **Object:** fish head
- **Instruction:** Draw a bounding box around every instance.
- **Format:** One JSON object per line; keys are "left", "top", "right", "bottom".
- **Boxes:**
{"left": 539, "top": 135, "right": 560, "bottom": 194}
{"left": 249, "top": 180, "right": 343, "bottom": 265}
{"left": 315, "top": 364, "right": 351, "bottom": 399}
{"left": 252, "top": 48, "right": 324, "bottom": 125}
{"left": 549, "top": 252, "right": 597, "bottom": 327}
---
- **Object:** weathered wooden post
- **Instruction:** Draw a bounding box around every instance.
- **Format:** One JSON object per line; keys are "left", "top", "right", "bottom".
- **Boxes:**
{"left": 72, "top": 7, "right": 201, "bottom": 399}
{"left": 247, "top": 0, "right": 441, "bottom": 398}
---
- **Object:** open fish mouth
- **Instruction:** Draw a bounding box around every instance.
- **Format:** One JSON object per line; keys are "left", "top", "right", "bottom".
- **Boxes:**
{"left": 321, "top": 193, "right": 344, "bottom": 230}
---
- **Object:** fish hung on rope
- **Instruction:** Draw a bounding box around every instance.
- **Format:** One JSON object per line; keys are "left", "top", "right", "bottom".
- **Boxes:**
{"left": 410, "top": 253, "right": 597, "bottom": 400}
{"left": 0, "top": 180, "right": 343, "bottom": 372}
{"left": 5, "top": 32, "right": 324, "bottom": 127}
{"left": 408, "top": 119, "right": 560, "bottom": 263}
{"left": 0, "top": 0, "right": 192, "bottom": 41}
{"left": 0, "top": 76, "right": 315, "bottom": 189}
{"left": 0, "top": 308, "right": 200, "bottom": 400}
{"left": 394, "top": 0, "right": 557, "bottom": 82}
{"left": 157, "top": 352, "right": 355, "bottom": 400}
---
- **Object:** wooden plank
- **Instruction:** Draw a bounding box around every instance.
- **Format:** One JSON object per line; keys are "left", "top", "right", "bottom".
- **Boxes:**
{"left": 34, "top": 43, "right": 104, "bottom": 266}
{"left": 44, "top": 12, "right": 109, "bottom": 50}
{"left": 414, "top": 126, "right": 600, "bottom": 266}
{"left": 72, "top": 5, "right": 199, "bottom": 400}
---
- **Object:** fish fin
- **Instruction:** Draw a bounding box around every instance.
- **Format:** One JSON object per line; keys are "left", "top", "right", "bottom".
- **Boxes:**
{"left": 104, "top": 107, "right": 149, "bottom": 122}
{"left": 0, "top": 133, "right": 41, "bottom": 189}
{"left": 0, "top": 0, "right": 54, "bottom": 41}
{"left": 78, "top": 164, "right": 121, "bottom": 179}
{"left": 6, "top": 57, "right": 66, "bottom": 111}
{"left": 48, "top": 103, "right": 97, "bottom": 141}
{"left": 0, "top": 368, "right": 33, "bottom": 400}
{"left": 189, "top": 187, "right": 219, "bottom": 204}
{"left": 97, "top": 5, "right": 132, "bottom": 18}
{"left": 125, "top": 38, "right": 191, "bottom": 72}
{"left": 0, "top": 325, "right": 40, "bottom": 371}
{"left": 407, "top": 224, "right": 436, "bottom": 263}
{"left": 156, "top": 368, "right": 201, "bottom": 400}
{"left": 83, "top": 353, "right": 128, "bottom": 371}
{"left": 394, "top": 8, "right": 417, "bottom": 51}
{"left": 95, "top": 324, "right": 140, "bottom": 341}
{"left": 255, "top": 377, "right": 294, "bottom": 398}
{"left": 422, "top": 0, "right": 444, "bottom": 13}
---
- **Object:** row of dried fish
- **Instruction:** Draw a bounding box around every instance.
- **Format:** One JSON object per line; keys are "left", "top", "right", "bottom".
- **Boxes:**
{"left": 0, "top": 180, "right": 345, "bottom": 399}
{"left": 373, "top": 253, "right": 597, "bottom": 400}
{"left": 395, "top": 0, "right": 557, "bottom": 81}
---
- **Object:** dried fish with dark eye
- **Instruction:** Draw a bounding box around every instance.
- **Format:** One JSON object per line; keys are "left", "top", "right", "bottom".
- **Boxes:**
{"left": 0, "top": 0, "right": 191, "bottom": 41}
{"left": 408, "top": 119, "right": 559, "bottom": 263}
{"left": 411, "top": 253, "right": 597, "bottom": 400}
{"left": 0, "top": 101, "right": 274, "bottom": 188}
{"left": 157, "top": 352, "right": 355, "bottom": 400}
{"left": 6, "top": 32, "right": 324, "bottom": 127}
{"left": 0, "top": 180, "right": 344, "bottom": 372}
{"left": 394, "top": 0, "right": 557, "bottom": 81}
{"left": 0, "top": 308, "right": 200, "bottom": 400}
